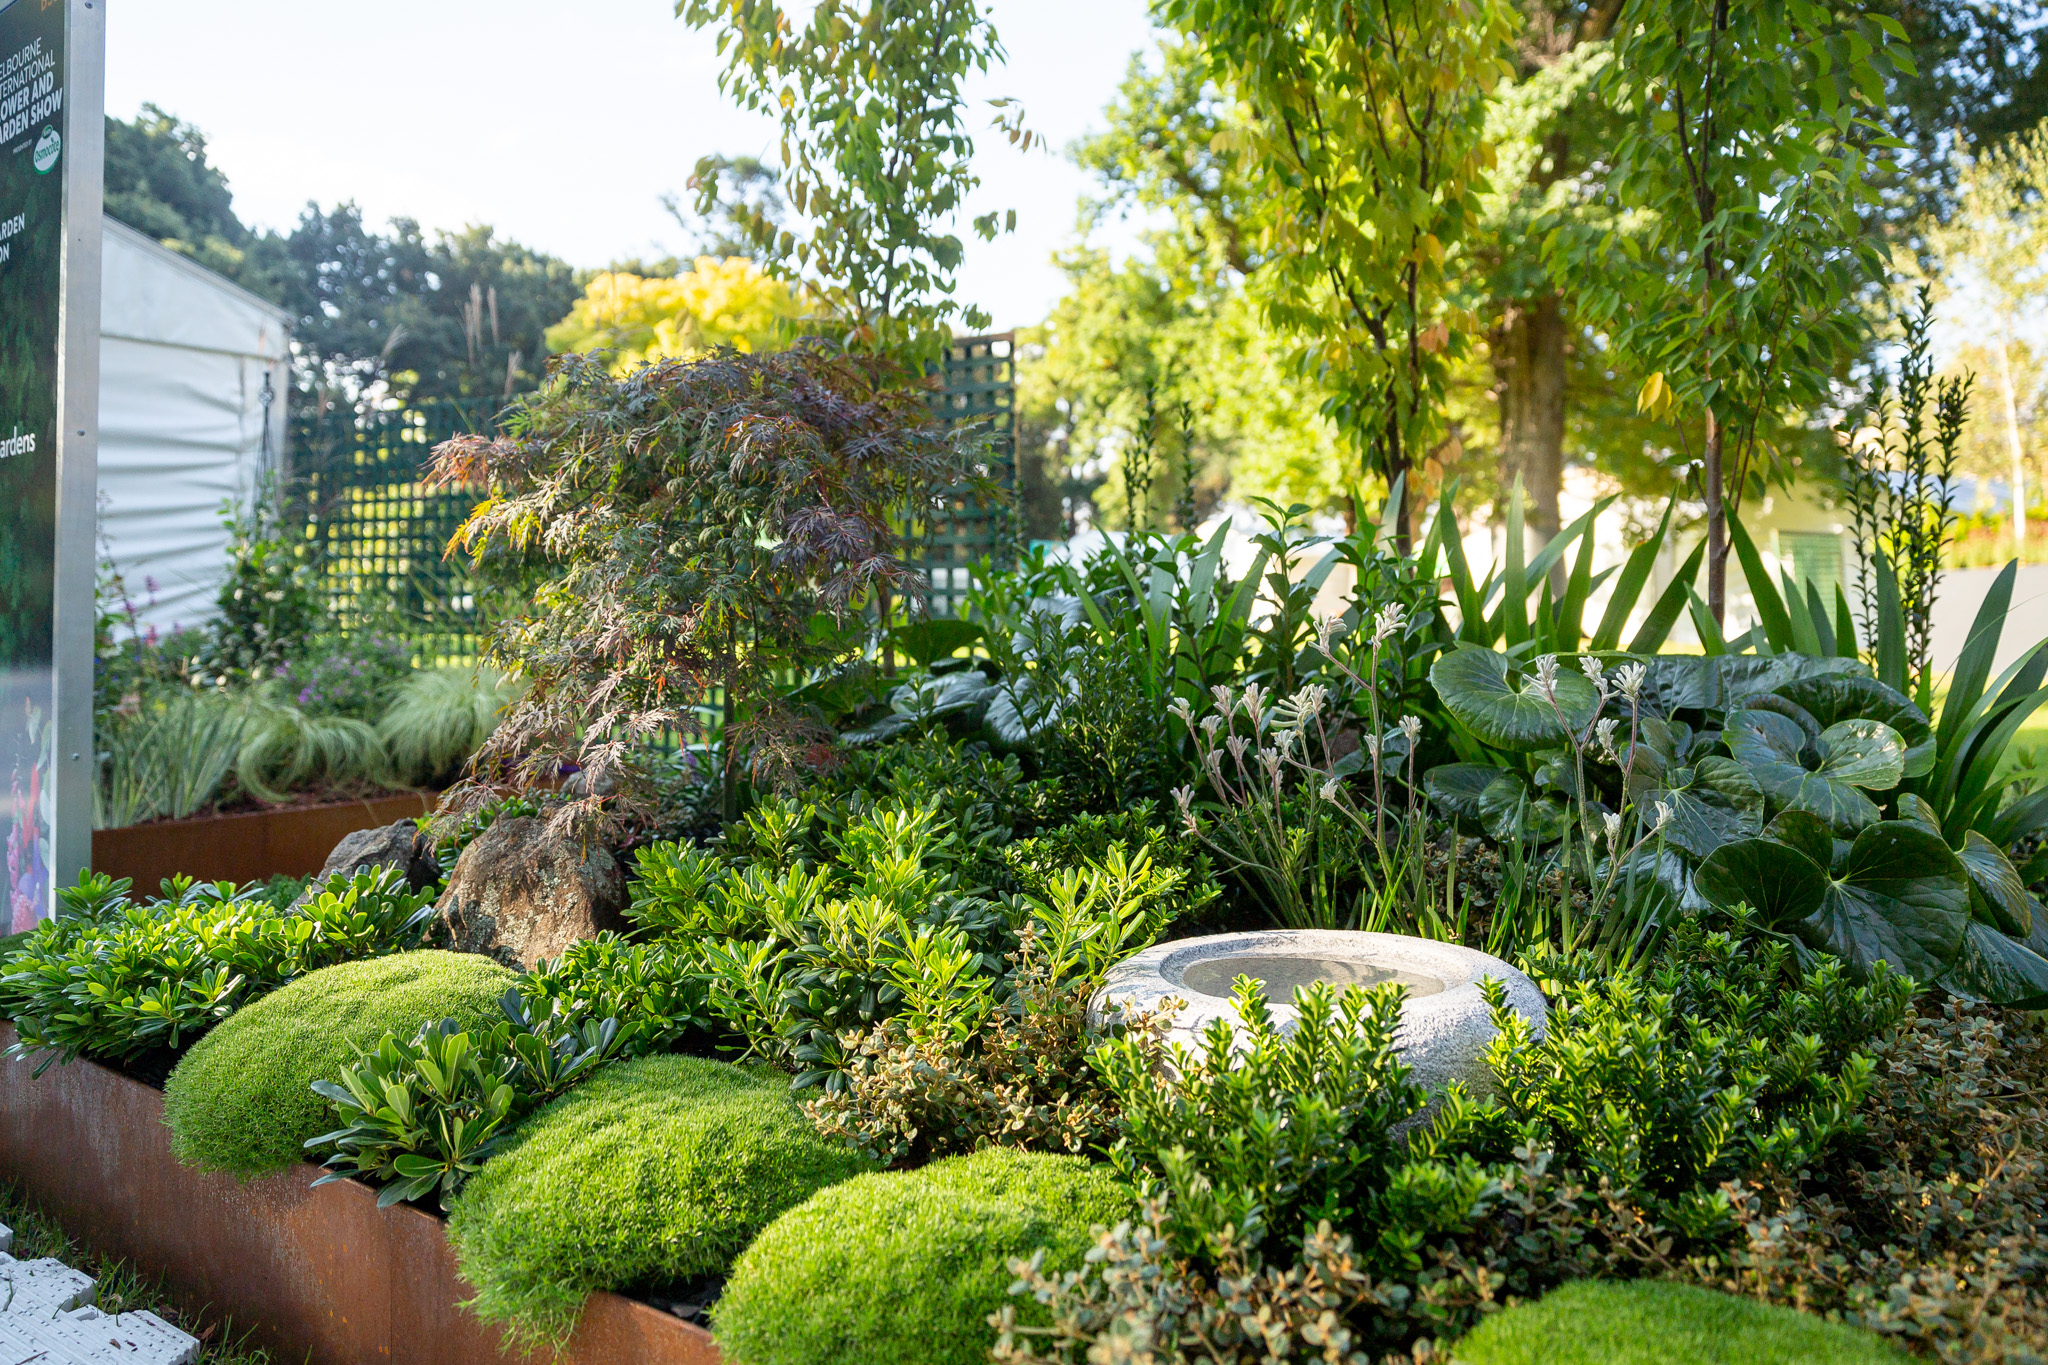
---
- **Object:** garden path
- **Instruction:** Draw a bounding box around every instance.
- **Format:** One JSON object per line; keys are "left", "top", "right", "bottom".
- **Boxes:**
{"left": 0, "top": 1222, "right": 199, "bottom": 1365}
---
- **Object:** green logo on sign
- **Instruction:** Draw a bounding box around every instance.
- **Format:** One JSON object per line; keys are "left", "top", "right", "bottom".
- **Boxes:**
{"left": 32, "top": 127, "right": 60, "bottom": 174}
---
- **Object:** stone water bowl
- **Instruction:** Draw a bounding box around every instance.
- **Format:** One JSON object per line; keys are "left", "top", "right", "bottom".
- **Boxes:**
{"left": 1090, "top": 930, "right": 1547, "bottom": 1102}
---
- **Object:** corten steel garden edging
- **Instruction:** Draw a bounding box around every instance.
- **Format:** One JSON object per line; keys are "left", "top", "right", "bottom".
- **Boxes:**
{"left": 0, "top": 1022, "right": 723, "bottom": 1365}
{"left": 91, "top": 792, "right": 436, "bottom": 890}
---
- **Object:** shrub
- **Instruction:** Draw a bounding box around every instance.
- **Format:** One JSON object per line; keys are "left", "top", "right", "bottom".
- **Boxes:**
{"left": 1008, "top": 911, "right": 1919, "bottom": 1361}
{"left": 1451, "top": 1279, "right": 1908, "bottom": 1365}
{"left": 805, "top": 908, "right": 1176, "bottom": 1165}
{"left": 446, "top": 1054, "right": 871, "bottom": 1348}
{"left": 427, "top": 345, "right": 984, "bottom": 830}
{"left": 715, "top": 1148, "right": 1133, "bottom": 1365}
{"left": 163, "top": 950, "right": 518, "bottom": 1176}
{"left": 1, "top": 868, "right": 437, "bottom": 1071}
{"left": 306, "top": 995, "right": 623, "bottom": 1210}
{"left": 625, "top": 800, "right": 1186, "bottom": 1092}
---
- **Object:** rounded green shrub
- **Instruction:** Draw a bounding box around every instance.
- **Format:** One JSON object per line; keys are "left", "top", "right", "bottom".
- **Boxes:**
{"left": 164, "top": 950, "right": 518, "bottom": 1177}
{"left": 446, "top": 1054, "right": 872, "bottom": 1348}
{"left": 1454, "top": 1280, "right": 1909, "bottom": 1365}
{"left": 714, "top": 1147, "right": 1135, "bottom": 1365}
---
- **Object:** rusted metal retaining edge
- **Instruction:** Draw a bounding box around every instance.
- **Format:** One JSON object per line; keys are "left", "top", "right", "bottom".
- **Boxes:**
{"left": 0, "top": 1022, "right": 722, "bottom": 1365}
{"left": 92, "top": 792, "right": 437, "bottom": 891}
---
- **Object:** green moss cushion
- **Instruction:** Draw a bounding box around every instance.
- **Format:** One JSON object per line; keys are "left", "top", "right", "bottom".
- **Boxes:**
{"left": 1454, "top": 1280, "right": 1909, "bottom": 1365}
{"left": 163, "top": 950, "right": 517, "bottom": 1177}
{"left": 446, "top": 1054, "right": 872, "bottom": 1348}
{"left": 714, "top": 1147, "right": 1135, "bottom": 1365}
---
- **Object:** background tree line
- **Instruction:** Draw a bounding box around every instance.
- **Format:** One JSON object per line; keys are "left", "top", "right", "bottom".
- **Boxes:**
{"left": 1015, "top": 0, "right": 2048, "bottom": 581}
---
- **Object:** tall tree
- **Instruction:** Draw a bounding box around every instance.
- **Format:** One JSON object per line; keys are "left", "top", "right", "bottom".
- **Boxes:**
{"left": 103, "top": 104, "right": 278, "bottom": 296}
{"left": 273, "top": 205, "right": 577, "bottom": 413}
{"left": 1461, "top": 3, "right": 1623, "bottom": 553}
{"left": 675, "top": 0, "right": 1028, "bottom": 368}
{"left": 1158, "top": 0, "right": 1521, "bottom": 545}
{"left": 1550, "top": 0, "right": 1904, "bottom": 623}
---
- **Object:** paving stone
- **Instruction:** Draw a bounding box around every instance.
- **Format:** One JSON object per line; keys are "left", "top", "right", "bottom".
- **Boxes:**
{"left": 0, "top": 1252, "right": 96, "bottom": 1314}
{"left": 0, "top": 1233, "right": 199, "bottom": 1365}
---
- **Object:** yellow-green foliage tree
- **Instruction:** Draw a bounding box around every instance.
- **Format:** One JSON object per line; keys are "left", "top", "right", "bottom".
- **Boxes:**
{"left": 1157, "top": 0, "right": 1520, "bottom": 546}
{"left": 545, "top": 258, "right": 810, "bottom": 372}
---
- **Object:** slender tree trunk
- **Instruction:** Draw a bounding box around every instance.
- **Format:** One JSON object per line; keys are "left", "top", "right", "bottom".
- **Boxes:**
{"left": 1494, "top": 294, "right": 1568, "bottom": 584}
{"left": 1704, "top": 406, "right": 1727, "bottom": 625}
{"left": 1997, "top": 334, "right": 2028, "bottom": 559}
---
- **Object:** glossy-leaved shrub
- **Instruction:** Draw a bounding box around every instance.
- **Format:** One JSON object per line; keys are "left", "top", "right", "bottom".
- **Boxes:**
{"left": 446, "top": 1054, "right": 871, "bottom": 1349}
{"left": 714, "top": 1148, "right": 1133, "bottom": 1365}
{"left": 0, "top": 868, "right": 437, "bottom": 1072}
{"left": 163, "top": 950, "right": 517, "bottom": 1176}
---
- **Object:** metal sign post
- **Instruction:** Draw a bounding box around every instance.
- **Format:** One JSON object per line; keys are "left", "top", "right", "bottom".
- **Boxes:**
{"left": 0, "top": 0, "right": 103, "bottom": 930}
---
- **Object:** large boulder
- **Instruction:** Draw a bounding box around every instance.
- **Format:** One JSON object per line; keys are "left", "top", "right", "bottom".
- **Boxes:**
{"left": 435, "top": 816, "right": 626, "bottom": 968}
{"left": 316, "top": 818, "right": 440, "bottom": 892}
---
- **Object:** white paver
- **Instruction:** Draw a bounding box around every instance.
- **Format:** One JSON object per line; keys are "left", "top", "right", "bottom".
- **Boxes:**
{"left": 0, "top": 1221, "right": 201, "bottom": 1365}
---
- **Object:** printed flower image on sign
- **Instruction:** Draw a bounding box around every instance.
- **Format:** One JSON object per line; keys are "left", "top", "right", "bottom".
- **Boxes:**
{"left": 0, "top": 0, "right": 66, "bottom": 929}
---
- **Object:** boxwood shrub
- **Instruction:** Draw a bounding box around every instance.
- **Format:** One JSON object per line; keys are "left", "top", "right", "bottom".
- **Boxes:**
{"left": 1453, "top": 1279, "right": 1909, "bottom": 1364}
{"left": 714, "top": 1148, "right": 1134, "bottom": 1365}
{"left": 163, "top": 950, "right": 518, "bottom": 1177}
{"left": 446, "top": 1054, "right": 872, "bottom": 1348}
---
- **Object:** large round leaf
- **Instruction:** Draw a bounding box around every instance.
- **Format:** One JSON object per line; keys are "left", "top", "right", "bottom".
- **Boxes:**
{"left": 1959, "top": 830, "right": 2035, "bottom": 937}
{"left": 1640, "top": 653, "right": 1869, "bottom": 716}
{"left": 888, "top": 618, "right": 986, "bottom": 667}
{"left": 1648, "top": 756, "right": 1763, "bottom": 860}
{"left": 1772, "top": 674, "right": 1934, "bottom": 779}
{"left": 1725, "top": 710, "right": 1901, "bottom": 832}
{"left": 1429, "top": 646, "right": 1600, "bottom": 752}
{"left": 1797, "top": 822, "right": 1972, "bottom": 984}
{"left": 1694, "top": 836, "right": 1830, "bottom": 926}
{"left": 1939, "top": 920, "right": 2048, "bottom": 1008}
{"left": 1424, "top": 763, "right": 1502, "bottom": 822}
{"left": 1762, "top": 809, "right": 1837, "bottom": 872}
{"left": 1697, "top": 821, "right": 1972, "bottom": 984}
{"left": 1474, "top": 771, "right": 1569, "bottom": 844}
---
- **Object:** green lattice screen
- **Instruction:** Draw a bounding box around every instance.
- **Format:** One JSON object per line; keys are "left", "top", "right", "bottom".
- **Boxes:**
{"left": 287, "top": 335, "right": 1017, "bottom": 651}
{"left": 921, "top": 332, "right": 1018, "bottom": 616}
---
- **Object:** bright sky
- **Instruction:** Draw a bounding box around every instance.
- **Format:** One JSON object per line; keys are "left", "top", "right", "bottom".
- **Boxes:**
{"left": 104, "top": 0, "right": 1160, "bottom": 331}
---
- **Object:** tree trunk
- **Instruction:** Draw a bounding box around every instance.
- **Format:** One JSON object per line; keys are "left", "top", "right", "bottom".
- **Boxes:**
{"left": 1704, "top": 406, "right": 1727, "bottom": 626}
{"left": 1494, "top": 293, "right": 1568, "bottom": 579}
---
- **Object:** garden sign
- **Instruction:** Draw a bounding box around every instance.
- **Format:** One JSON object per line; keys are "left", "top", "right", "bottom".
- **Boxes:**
{"left": 0, "top": 0, "right": 100, "bottom": 931}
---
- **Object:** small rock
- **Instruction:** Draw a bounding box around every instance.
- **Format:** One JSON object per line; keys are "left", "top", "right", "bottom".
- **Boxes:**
{"left": 314, "top": 819, "right": 440, "bottom": 893}
{"left": 435, "top": 816, "right": 626, "bottom": 969}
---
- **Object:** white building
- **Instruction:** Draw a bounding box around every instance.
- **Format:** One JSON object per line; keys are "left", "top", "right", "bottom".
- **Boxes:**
{"left": 96, "top": 216, "right": 290, "bottom": 635}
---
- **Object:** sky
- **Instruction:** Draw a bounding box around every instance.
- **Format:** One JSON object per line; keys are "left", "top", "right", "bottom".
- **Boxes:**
{"left": 104, "top": 0, "right": 1161, "bottom": 331}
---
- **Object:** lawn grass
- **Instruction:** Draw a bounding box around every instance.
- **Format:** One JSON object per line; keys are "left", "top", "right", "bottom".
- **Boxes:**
{"left": 0, "top": 1180, "right": 283, "bottom": 1365}
{"left": 1452, "top": 1279, "right": 1908, "bottom": 1365}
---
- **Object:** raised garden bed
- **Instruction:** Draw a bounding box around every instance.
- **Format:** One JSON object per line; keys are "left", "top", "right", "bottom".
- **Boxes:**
{"left": 92, "top": 792, "right": 435, "bottom": 891}
{"left": 0, "top": 1022, "right": 721, "bottom": 1365}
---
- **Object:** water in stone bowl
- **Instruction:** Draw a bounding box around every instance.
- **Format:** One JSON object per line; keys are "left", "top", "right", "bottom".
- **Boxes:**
{"left": 1175, "top": 954, "right": 1447, "bottom": 1004}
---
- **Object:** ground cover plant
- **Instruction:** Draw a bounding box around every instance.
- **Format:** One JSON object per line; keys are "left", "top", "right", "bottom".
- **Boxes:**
{"left": 1452, "top": 1279, "right": 1909, "bottom": 1365}
{"left": 715, "top": 1148, "right": 1135, "bottom": 1365}
{"left": 93, "top": 508, "right": 518, "bottom": 829}
{"left": 163, "top": 950, "right": 519, "bottom": 1176}
{"left": 446, "top": 1053, "right": 872, "bottom": 1349}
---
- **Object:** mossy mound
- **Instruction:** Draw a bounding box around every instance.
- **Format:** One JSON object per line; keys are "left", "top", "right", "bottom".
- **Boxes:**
{"left": 1453, "top": 1279, "right": 1909, "bottom": 1365}
{"left": 163, "top": 949, "right": 517, "bottom": 1177}
{"left": 713, "top": 1147, "right": 1134, "bottom": 1365}
{"left": 446, "top": 1053, "right": 872, "bottom": 1349}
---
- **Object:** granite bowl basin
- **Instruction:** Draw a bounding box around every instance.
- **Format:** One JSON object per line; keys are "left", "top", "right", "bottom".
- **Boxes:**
{"left": 1091, "top": 929, "right": 1547, "bottom": 1101}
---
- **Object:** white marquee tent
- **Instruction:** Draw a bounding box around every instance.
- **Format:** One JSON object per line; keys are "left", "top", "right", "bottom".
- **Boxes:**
{"left": 96, "top": 216, "right": 290, "bottom": 636}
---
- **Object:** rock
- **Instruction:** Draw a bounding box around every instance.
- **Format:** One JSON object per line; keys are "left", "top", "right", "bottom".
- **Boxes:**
{"left": 314, "top": 818, "right": 440, "bottom": 892}
{"left": 435, "top": 816, "right": 626, "bottom": 969}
